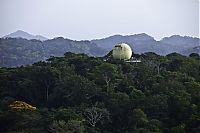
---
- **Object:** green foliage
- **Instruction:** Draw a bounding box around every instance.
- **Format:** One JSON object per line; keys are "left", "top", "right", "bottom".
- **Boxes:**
{"left": 49, "top": 120, "right": 84, "bottom": 133}
{"left": 0, "top": 52, "right": 200, "bottom": 132}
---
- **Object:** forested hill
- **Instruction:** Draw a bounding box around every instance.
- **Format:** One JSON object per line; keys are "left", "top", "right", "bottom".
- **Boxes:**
{"left": 0, "top": 52, "right": 200, "bottom": 133}
{"left": 92, "top": 34, "right": 200, "bottom": 55}
{"left": 0, "top": 37, "right": 106, "bottom": 67}
{"left": 1, "top": 34, "right": 199, "bottom": 67}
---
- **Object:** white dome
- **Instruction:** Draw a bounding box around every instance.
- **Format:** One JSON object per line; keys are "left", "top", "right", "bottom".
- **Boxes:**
{"left": 112, "top": 43, "right": 132, "bottom": 60}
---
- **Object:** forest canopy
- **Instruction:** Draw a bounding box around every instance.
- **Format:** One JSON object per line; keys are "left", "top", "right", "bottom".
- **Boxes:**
{"left": 0, "top": 52, "right": 200, "bottom": 133}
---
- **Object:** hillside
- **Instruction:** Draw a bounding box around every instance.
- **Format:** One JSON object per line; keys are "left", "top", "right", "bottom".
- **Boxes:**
{"left": 180, "top": 46, "right": 200, "bottom": 56}
{"left": 0, "top": 37, "right": 106, "bottom": 67}
{"left": 0, "top": 52, "right": 199, "bottom": 132}
{"left": 92, "top": 34, "right": 200, "bottom": 55}
{"left": 161, "top": 35, "right": 200, "bottom": 54}
{"left": 0, "top": 32, "right": 199, "bottom": 67}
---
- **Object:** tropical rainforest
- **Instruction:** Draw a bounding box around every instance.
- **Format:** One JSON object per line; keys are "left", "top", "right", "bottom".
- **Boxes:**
{"left": 0, "top": 52, "right": 200, "bottom": 133}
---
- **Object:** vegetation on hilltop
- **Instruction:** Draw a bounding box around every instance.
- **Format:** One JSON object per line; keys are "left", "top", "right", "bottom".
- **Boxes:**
{"left": 0, "top": 52, "right": 200, "bottom": 133}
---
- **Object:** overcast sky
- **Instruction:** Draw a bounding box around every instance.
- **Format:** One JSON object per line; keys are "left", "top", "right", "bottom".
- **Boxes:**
{"left": 0, "top": 0, "right": 199, "bottom": 40}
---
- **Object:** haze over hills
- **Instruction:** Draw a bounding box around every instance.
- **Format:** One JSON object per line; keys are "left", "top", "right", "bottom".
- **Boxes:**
{"left": 91, "top": 33, "right": 200, "bottom": 55}
{"left": 3, "top": 30, "right": 48, "bottom": 41}
{"left": 180, "top": 46, "right": 200, "bottom": 56}
{"left": 0, "top": 37, "right": 106, "bottom": 67}
{"left": 0, "top": 30, "right": 199, "bottom": 67}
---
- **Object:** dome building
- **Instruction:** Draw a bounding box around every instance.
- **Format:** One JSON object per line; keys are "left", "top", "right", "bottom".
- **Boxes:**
{"left": 112, "top": 43, "right": 132, "bottom": 60}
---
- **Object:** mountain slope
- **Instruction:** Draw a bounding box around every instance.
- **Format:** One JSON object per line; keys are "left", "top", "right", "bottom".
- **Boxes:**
{"left": 91, "top": 33, "right": 154, "bottom": 49}
{"left": 0, "top": 32, "right": 199, "bottom": 67}
{"left": 4, "top": 30, "right": 48, "bottom": 41}
{"left": 160, "top": 35, "right": 200, "bottom": 53}
{"left": 0, "top": 37, "right": 106, "bottom": 67}
{"left": 180, "top": 46, "right": 200, "bottom": 56}
{"left": 91, "top": 33, "right": 163, "bottom": 55}
{"left": 92, "top": 34, "right": 200, "bottom": 55}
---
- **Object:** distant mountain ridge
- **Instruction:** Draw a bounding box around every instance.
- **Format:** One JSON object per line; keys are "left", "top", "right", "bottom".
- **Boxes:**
{"left": 0, "top": 37, "right": 106, "bottom": 67}
{"left": 180, "top": 46, "right": 200, "bottom": 55}
{"left": 91, "top": 33, "right": 154, "bottom": 49}
{"left": 0, "top": 31, "right": 199, "bottom": 67}
{"left": 92, "top": 34, "right": 200, "bottom": 55}
{"left": 4, "top": 30, "right": 48, "bottom": 41}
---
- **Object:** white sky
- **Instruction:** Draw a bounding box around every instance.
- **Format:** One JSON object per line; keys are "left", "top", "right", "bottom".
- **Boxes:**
{"left": 0, "top": 0, "right": 199, "bottom": 40}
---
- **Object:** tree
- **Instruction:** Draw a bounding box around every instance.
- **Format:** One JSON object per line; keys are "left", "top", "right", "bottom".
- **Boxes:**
{"left": 92, "top": 63, "right": 120, "bottom": 92}
{"left": 142, "top": 52, "right": 166, "bottom": 75}
{"left": 171, "top": 124, "right": 185, "bottom": 133}
{"left": 129, "top": 108, "right": 148, "bottom": 130}
{"left": 189, "top": 53, "right": 199, "bottom": 58}
{"left": 49, "top": 120, "right": 84, "bottom": 133}
{"left": 84, "top": 107, "right": 110, "bottom": 128}
{"left": 9, "top": 101, "right": 36, "bottom": 111}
